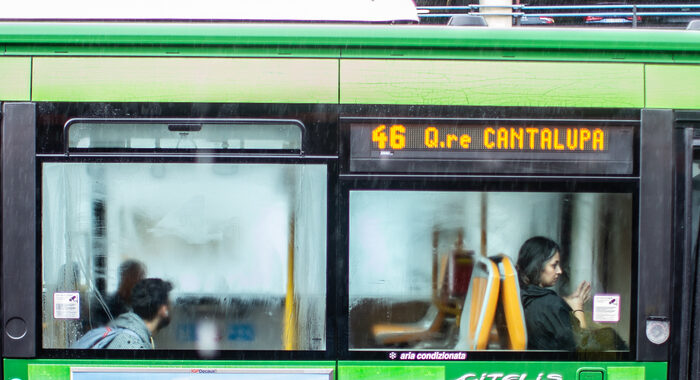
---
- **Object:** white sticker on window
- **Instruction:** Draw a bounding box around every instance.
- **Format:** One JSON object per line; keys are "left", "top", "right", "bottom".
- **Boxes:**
{"left": 593, "top": 293, "right": 620, "bottom": 323}
{"left": 53, "top": 292, "right": 80, "bottom": 319}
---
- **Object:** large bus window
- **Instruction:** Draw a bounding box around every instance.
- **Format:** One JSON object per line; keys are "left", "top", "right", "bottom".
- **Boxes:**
{"left": 41, "top": 162, "right": 327, "bottom": 351}
{"left": 349, "top": 190, "right": 631, "bottom": 352}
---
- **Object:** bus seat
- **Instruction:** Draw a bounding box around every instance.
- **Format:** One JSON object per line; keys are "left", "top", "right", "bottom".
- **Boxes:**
{"left": 372, "top": 305, "right": 445, "bottom": 345}
{"left": 373, "top": 250, "right": 474, "bottom": 346}
{"left": 491, "top": 254, "right": 527, "bottom": 350}
{"left": 455, "top": 255, "right": 500, "bottom": 350}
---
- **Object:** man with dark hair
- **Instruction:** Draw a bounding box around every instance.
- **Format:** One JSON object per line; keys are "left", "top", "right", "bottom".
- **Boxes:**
{"left": 105, "top": 278, "right": 173, "bottom": 349}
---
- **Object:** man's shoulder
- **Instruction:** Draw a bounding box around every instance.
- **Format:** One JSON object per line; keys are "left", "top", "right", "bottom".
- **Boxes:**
{"left": 105, "top": 328, "right": 150, "bottom": 349}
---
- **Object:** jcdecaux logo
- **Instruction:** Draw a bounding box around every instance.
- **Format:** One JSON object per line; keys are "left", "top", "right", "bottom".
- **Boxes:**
{"left": 190, "top": 369, "right": 217, "bottom": 374}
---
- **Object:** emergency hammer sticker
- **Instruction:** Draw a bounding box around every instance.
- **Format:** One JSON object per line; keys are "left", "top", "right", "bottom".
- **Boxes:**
{"left": 593, "top": 293, "right": 621, "bottom": 323}
{"left": 54, "top": 292, "right": 80, "bottom": 319}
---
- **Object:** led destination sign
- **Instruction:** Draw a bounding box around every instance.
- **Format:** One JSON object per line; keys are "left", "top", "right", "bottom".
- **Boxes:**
{"left": 369, "top": 124, "right": 607, "bottom": 152}
{"left": 347, "top": 119, "right": 636, "bottom": 175}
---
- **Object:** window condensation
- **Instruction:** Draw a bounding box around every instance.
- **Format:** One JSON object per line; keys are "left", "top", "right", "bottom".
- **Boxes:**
{"left": 349, "top": 190, "right": 632, "bottom": 352}
{"left": 68, "top": 122, "right": 303, "bottom": 151}
{"left": 42, "top": 162, "right": 326, "bottom": 351}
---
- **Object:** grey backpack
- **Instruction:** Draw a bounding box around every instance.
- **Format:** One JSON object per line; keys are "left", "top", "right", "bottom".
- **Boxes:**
{"left": 71, "top": 326, "right": 139, "bottom": 349}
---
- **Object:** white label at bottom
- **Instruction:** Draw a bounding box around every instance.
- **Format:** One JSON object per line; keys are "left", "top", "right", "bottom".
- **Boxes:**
{"left": 593, "top": 294, "right": 620, "bottom": 323}
{"left": 54, "top": 292, "right": 80, "bottom": 319}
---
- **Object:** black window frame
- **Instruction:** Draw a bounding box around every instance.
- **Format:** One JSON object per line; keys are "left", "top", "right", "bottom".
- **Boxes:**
{"left": 63, "top": 117, "right": 307, "bottom": 156}
{"left": 0, "top": 102, "right": 340, "bottom": 361}
{"left": 337, "top": 175, "right": 640, "bottom": 362}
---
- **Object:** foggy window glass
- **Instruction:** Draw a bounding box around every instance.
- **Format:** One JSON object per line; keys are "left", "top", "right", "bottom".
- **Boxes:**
{"left": 42, "top": 162, "right": 326, "bottom": 351}
{"left": 68, "top": 121, "right": 303, "bottom": 150}
{"left": 349, "top": 190, "right": 632, "bottom": 352}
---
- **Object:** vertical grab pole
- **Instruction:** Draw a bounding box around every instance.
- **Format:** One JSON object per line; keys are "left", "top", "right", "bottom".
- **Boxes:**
{"left": 283, "top": 214, "right": 296, "bottom": 350}
{"left": 480, "top": 192, "right": 488, "bottom": 257}
{"left": 432, "top": 229, "right": 439, "bottom": 302}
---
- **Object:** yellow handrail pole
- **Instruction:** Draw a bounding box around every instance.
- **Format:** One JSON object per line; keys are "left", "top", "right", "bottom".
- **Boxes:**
{"left": 283, "top": 214, "right": 296, "bottom": 350}
{"left": 480, "top": 193, "right": 488, "bottom": 257}
{"left": 432, "top": 229, "right": 439, "bottom": 301}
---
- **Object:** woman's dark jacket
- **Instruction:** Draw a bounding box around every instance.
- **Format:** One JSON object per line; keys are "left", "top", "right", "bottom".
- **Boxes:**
{"left": 521, "top": 284, "right": 578, "bottom": 351}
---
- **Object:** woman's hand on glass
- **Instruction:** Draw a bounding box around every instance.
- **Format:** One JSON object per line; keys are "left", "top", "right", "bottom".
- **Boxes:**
{"left": 564, "top": 280, "right": 591, "bottom": 311}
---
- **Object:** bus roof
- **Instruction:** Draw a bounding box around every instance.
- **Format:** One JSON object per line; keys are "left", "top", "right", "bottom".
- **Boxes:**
{"left": 1, "top": 0, "right": 419, "bottom": 23}
{"left": 0, "top": 23, "right": 697, "bottom": 55}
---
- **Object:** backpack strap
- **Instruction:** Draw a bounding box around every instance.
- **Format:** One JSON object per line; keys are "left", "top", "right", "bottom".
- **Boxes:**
{"left": 95, "top": 327, "right": 143, "bottom": 349}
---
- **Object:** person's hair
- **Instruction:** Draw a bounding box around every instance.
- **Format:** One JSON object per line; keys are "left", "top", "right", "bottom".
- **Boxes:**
{"left": 117, "top": 260, "right": 146, "bottom": 304}
{"left": 516, "top": 236, "right": 561, "bottom": 286}
{"left": 130, "top": 278, "right": 172, "bottom": 321}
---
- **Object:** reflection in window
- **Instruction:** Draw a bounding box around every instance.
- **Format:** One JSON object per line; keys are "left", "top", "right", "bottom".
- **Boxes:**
{"left": 42, "top": 162, "right": 326, "bottom": 351}
{"left": 68, "top": 121, "right": 303, "bottom": 151}
{"left": 349, "top": 191, "right": 631, "bottom": 352}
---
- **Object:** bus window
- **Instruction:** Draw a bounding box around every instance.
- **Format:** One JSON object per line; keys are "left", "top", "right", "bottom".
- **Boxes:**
{"left": 41, "top": 162, "right": 327, "bottom": 351}
{"left": 349, "top": 190, "right": 631, "bottom": 352}
{"left": 66, "top": 120, "right": 304, "bottom": 151}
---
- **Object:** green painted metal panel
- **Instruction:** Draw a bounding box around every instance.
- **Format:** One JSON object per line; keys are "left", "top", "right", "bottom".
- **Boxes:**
{"left": 4, "top": 359, "right": 30, "bottom": 380}
{"left": 340, "top": 47, "right": 676, "bottom": 64}
{"left": 338, "top": 361, "right": 666, "bottom": 380}
{"left": 672, "top": 52, "right": 700, "bottom": 64}
{"left": 5, "top": 360, "right": 667, "bottom": 380}
{"left": 0, "top": 57, "right": 31, "bottom": 101}
{"left": 608, "top": 366, "right": 645, "bottom": 380}
{"left": 340, "top": 59, "right": 644, "bottom": 108}
{"left": 28, "top": 364, "right": 67, "bottom": 380}
{"left": 579, "top": 370, "right": 604, "bottom": 380}
{"left": 32, "top": 57, "right": 339, "bottom": 103}
{"left": 645, "top": 65, "right": 700, "bottom": 109}
{"left": 339, "top": 361, "right": 667, "bottom": 380}
{"left": 339, "top": 365, "right": 443, "bottom": 380}
{"left": 4, "top": 359, "right": 335, "bottom": 380}
{"left": 1, "top": 23, "right": 699, "bottom": 57}
{"left": 7, "top": 45, "right": 341, "bottom": 58}
{"left": 641, "top": 363, "right": 667, "bottom": 379}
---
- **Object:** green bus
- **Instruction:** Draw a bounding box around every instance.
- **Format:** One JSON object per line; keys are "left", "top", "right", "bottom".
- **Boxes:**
{"left": 1, "top": 17, "right": 699, "bottom": 380}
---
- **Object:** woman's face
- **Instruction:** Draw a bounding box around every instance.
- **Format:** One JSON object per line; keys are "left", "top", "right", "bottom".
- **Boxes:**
{"left": 539, "top": 251, "right": 563, "bottom": 287}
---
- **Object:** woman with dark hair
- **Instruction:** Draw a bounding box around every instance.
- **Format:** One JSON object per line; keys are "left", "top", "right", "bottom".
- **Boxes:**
{"left": 516, "top": 236, "right": 590, "bottom": 351}
{"left": 90, "top": 260, "right": 146, "bottom": 328}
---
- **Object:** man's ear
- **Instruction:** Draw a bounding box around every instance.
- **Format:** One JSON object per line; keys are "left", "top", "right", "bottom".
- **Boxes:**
{"left": 158, "top": 304, "right": 169, "bottom": 318}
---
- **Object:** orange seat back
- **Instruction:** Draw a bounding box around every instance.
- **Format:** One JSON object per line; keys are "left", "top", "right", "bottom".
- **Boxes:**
{"left": 494, "top": 255, "right": 527, "bottom": 350}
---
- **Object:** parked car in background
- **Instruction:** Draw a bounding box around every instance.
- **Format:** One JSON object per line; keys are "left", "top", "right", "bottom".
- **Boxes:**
{"left": 584, "top": 2, "right": 642, "bottom": 24}
{"left": 518, "top": 15, "right": 555, "bottom": 25}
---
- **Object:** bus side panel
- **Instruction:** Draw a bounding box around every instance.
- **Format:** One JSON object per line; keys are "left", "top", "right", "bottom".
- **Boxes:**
{"left": 3, "top": 359, "right": 336, "bottom": 380}
{"left": 645, "top": 65, "right": 700, "bottom": 110}
{"left": 339, "top": 60, "right": 644, "bottom": 108}
{"left": 338, "top": 361, "right": 667, "bottom": 380}
{"left": 0, "top": 58, "right": 31, "bottom": 101}
{"left": 31, "top": 58, "right": 340, "bottom": 104}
